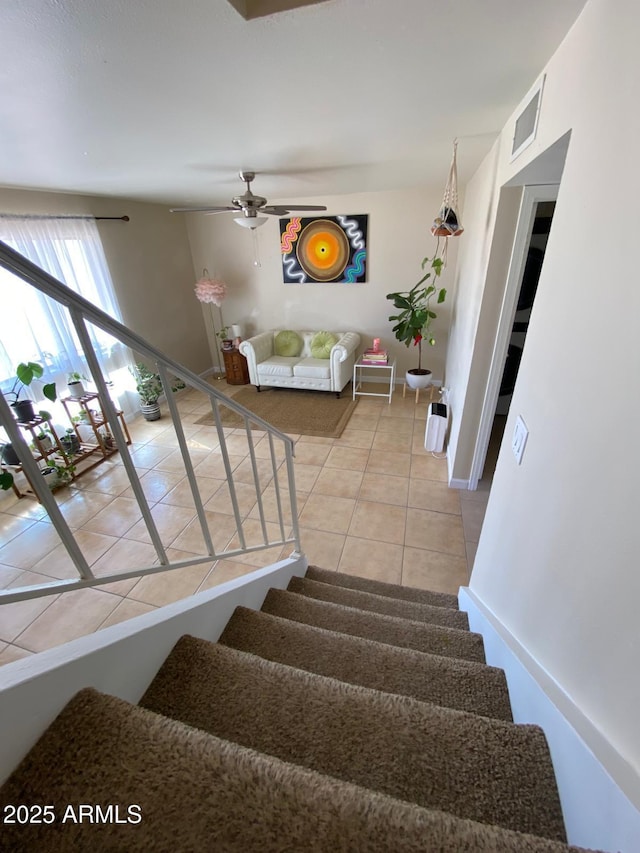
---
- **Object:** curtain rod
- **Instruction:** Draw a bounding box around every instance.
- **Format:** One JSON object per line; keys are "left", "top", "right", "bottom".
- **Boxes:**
{"left": 0, "top": 214, "right": 129, "bottom": 221}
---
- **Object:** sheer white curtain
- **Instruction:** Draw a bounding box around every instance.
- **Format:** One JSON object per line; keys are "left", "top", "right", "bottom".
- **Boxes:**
{"left": 0, "top": 216, "right": 129, "bottom": 396}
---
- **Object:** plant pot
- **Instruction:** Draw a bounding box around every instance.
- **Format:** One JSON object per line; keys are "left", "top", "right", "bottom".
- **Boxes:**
{"left": 140, "top": 402, "right": 161, "bottom": 421}
{"left": 60, "top": 433, "right": 81, "bottom": 455}
{"left": 406, "top": 369, "right": 432, "bottom": 390}
{"left": 11, "top": 400, "right": 36, "bottom": 423}
{"left": 41, "top": 468, "right": 61, "bottom": 489}
{"left": 1, "top": 443, "right": 20, "bottom": 465}
{"left": 35, "top": 435, "right": 53, "bottom": 452}
{"left": 67, "top": 381, "right": 85, "bottom": 398}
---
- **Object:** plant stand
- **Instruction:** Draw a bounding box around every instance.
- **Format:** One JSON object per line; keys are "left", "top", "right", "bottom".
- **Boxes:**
{"left": 60, "top": 392, "right": 131, "bottom": 474}
{"left": 402, "top": 382, "right": 436, "bottom": 405}
{"left": 0, "top": 414, "right": 70, "bottom": 500}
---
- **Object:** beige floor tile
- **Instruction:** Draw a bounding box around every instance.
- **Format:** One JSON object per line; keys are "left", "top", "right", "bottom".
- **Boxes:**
{"left": 15, "top": 587, "right": 121, "bottom": 652}
{"left": 366, "top": 449, "right": 411, "bottom": 477}
{"left": 0, "top": 564, "right": 24, "bottom": 589}
{"left": 0, "top": 587, "right": 58, "bottom": 643}
{"left": 324, "top": 446, "right": 370, "bottom": 472}
{"left": 293, "top": 442, "right": 332, "bottom": 467}
{"left": 31, "top": 530, "right": 118, "bottom": 580}
{"left": 91, "top": 538, "right": 159, "bottom": 583}
{"left": 99, "top": 598, "right": 157, "bottom": 629}
{"left": 410, "top": 453, "right": 449, "bottom": 482}
{"left": 187, "top": 427, "right": 221, "bottom": 453}
{"left": 298, "top": 493, "right": 356, "bottom": 535}
{"left": 0, "top": 513, "right": 37, "bottom": 545}
{"left": 128, "top": 561, "right": 212, "bottom": 608}
{"left": 408, "top": 478, "right": 461, "bottom": 515}
{"left": 81, "top": 496, "right": 144, "bottom": 538}
{"left": 295, "top": 435, "right": 334, "bottom": 446}
{"left": 402, "top": 546, "right": 469, "bottom": 595}
{"left": 359, "top": 472, "right": 409, "bottom": 507}
{"left": 232, "top": 457, "right": 276, "bottom": 488}
{"left": 338, "top": 536, "right": 403, "bottom": 583}
{"left": 248, "top": 486, "right": 303, "bottom": 526}
{"left": 198, "top": 560, "right": 259, "bottom": 591}
{"left": 0, "top": 522, "right": 63, "bottom": 570}
{"left": 348, "top": 500, "right": 406, "bottom": 545}
{"left": 152, "top": 447, "right": 212, "bottom": 474}
{"left": 251, "top": 434, "right": 288, "bottom": 460}
{"left": 375, "top": 416, "right": 415, "bottom": 435}
{"left": 225, "top": 519, "right": 290, "bottom": 565}
{"left": 371, "top": 431, "right": 413, "bottom": 453}
{"left": 193, "top": 453, "right": 245, "bottom": 479}
{"left": 0, "top": 644, "right": 34, "bottom": 666}
{"left": 76, "top": 463, "right": 141, "bottom": 496}
{"left": 297, "top": 528, "right": 346, "bottom": 571}
{"left": 145, "top": 427, "right": 182, "bottom": 448}
{"left": 204, "top": 481, "right": 262, "bottom": 518}
{"left": 124, "top": 503, "right": 197, "bottom": 547}
{"left": 127, "top": 443, "right": 175, "bottom": 469}
{"left": 461, "top": 499, "right": 487, "bottom": 543}
{"left": 159, "top": 475, "right": 224, "bottom": 509}
{"left": 54, "top": 490, "right": 117, "bottom": 528}
{"left": 0, "top": 492, "right": 49, "bottom": 522}
{"left": 379, "top": 403, "right": 418, "bottom": 421}
{"left": 312, "top": 468, "right": 364, "bottom": 500}
{"left": 460, "top": 482, "right": 492, "bottom": 502}
{"left": 289, "top": 463, "right": 322, "bottom": 493}
{"left": 336, "top": 429, "right": 375, "bottom": 450}
{"left": 405, "top": 507, "right": 466, "bottom": 557}
{"left": 120, "top": 468, "right": 185, "bottom": 503}
{"left": 344, "top": 412, "right": 380, "bottom": 431}
{"left": 171, "top": 511, "right": 238, "bottom": 555}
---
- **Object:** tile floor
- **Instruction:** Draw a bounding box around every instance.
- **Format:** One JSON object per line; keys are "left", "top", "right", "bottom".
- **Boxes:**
{"left": 0, "top": 381, "right": 493, "bottom": 667}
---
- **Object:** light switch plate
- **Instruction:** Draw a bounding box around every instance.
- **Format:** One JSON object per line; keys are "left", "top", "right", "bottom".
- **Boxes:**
{"left": 512, "top": 415, "right": 528, "bottom": 465}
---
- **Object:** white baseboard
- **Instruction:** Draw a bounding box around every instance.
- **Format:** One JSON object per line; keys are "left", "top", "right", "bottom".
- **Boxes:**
{"left": 449, "top": 477, "right": 470, "bottom": 489}
{"left": 458, "top": 586, "right": 640, "bottom": 853}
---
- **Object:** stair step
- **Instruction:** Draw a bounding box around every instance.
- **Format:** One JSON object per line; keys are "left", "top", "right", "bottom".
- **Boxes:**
{"left": 0, "top": 688, "right": 593, "bottom": 853}
{"left": 262, "top": 588, "right": 485, "bottom": 663}
{"left": 141, "top": 636, "right": 562, "bottom": 839}
{"left": 289, "top": 576, "right": 469, "bottom": 630}
{"left": 221, "top": 607, "right": 496, "bottom": 711}
{"left": 306, "top": 564, "right": 460, "bottom": 609}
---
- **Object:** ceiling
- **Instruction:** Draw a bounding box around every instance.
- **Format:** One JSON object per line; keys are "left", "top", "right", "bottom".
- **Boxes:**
{"left": 0, "top": 0, "right": 587, "bottom": 208}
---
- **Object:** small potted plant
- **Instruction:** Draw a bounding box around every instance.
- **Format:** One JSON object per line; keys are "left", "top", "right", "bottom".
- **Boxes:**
{"left": 3, "top": 361, "right": 57, "bottom": 423}
{"left": 60, "top": 427, "right": 81, "bottom": 456}
{"left": 386, "top": 255, "right": 447, "bottom": 390}
{"left": 217, "top": 326, "right": 234, "bottom": 351}
{"left": 67, "top": 371, "right": 88, "bottom": 398}
{"left": 41, "top": 458, "right": 75, "bottom": 489}
{"left": 129, "top": 363, "right": 186, "bottom": 421}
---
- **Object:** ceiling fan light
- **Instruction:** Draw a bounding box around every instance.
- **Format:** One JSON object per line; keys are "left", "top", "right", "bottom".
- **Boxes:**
{"left": 234, "top": 215, "right": 268, "bottom": 229}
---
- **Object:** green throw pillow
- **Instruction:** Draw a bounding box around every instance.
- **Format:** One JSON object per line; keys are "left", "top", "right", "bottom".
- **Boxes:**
{"left": 274, "top": 330, "right": 303, "bottom": 357}
{"left": 310, "top": 331, "right": 338, "bottom": 359}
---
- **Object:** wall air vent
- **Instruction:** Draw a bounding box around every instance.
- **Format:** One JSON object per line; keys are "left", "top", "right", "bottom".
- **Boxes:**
{"left": 511, "top": 74, "right": 545, "bottom": 161}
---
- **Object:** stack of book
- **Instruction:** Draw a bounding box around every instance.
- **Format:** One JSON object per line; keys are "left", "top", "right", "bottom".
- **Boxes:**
{"left": 361, "top": 347, "right": 388, "bottom": 365}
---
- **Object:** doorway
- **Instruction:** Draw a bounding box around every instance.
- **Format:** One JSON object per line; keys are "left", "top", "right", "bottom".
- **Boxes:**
{"left": 469, "top": 184, "right": 559, "bottom": 490}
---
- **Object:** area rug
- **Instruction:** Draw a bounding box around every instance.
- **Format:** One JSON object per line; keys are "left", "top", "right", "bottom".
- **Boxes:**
{"left": 195, "top": 385, "right": 358, "bottom": 438}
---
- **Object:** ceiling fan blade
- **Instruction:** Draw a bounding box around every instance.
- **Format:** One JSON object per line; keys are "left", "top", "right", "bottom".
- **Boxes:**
{"left": 281, "top": 205, "right": 328, "bottom": 212}
{"left": 170, "top": 205, "right": 237, "bottom": 213}
{"left": 262, "top": 206, "right": 291, "bottom": 216}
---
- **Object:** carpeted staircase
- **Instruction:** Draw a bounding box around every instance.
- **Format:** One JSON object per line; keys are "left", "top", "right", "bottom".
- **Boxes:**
{"left": 0, "top": 565, "right": 601, "bottom": 852}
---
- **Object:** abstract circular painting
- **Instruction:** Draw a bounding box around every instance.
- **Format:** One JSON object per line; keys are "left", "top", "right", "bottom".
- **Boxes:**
{"left": 280, "top": 214, "right": 368, "bottom": 283}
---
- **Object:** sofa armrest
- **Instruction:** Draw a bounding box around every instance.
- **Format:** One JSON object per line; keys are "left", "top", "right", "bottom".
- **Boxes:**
{"left": 239, "top": 332, "right": 274, "bottom": 384}
{"left": 330, "top": 332, "right": 361, "bottom": 392}
{"left": 331, "top": 332, "right": 361, "bottom": 363}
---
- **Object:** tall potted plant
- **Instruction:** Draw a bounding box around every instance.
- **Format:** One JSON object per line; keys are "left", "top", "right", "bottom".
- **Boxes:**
{"left": 386, "top": 255, "right": 446, "bottom": 389}
{"left": 4, "top": 361, "right": 57, "bottom": 422}
{"left": 129, "top": 363, "right": 186, "bottom": 421}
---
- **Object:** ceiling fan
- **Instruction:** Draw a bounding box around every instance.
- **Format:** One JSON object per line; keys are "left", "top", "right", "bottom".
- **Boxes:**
{"left": 170, "top": 170, "right": 327, "bottom": 228}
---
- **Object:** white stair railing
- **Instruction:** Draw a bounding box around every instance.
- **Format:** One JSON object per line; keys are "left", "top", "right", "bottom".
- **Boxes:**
{"left": 0, "top": 240, "right": 302, "bottom": 604}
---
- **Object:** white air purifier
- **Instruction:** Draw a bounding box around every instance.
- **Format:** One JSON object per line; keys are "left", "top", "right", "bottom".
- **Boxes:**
{"left": 424, "top": 402, "right": 448, "bottom": 452}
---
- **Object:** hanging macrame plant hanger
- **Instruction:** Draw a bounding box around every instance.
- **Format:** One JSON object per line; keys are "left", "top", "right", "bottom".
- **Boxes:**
{"left": 431, "top": 140, "right": 464, "bottom": 255}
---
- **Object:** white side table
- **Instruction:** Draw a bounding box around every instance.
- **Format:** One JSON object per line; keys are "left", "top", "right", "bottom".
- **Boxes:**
{"left": 353, "top": 359, "right": 396, "bottom": 404}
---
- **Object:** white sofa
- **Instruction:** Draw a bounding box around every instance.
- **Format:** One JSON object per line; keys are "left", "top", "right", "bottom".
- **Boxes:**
{"left": 239, "top": 330, "right": 361, "bottom": 396}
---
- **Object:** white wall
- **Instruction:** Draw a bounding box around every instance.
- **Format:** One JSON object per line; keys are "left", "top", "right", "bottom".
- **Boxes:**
{"left": 0, "top": 188, "right": 209, "bottom": 373}
{"left": 447, "top": 0, "right": 640, "bottom": 809}
{"left": 184, "top": 187, "right": 458, "bottom": 382}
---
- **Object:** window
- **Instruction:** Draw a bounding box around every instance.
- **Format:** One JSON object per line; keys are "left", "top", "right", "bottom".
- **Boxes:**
{"left": 0, "top": 216, "right": 128, "bottom": 400}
